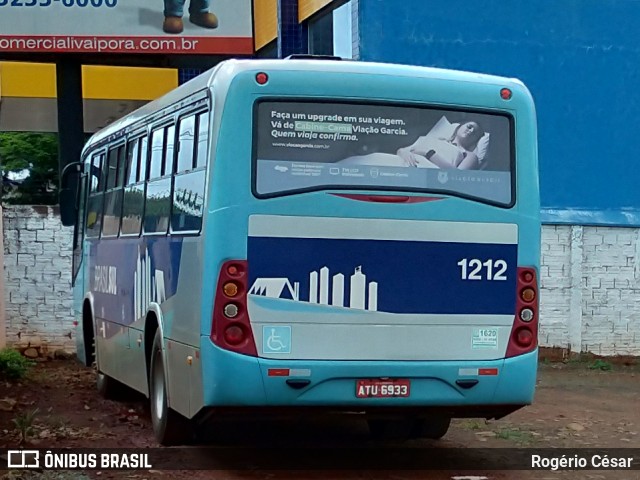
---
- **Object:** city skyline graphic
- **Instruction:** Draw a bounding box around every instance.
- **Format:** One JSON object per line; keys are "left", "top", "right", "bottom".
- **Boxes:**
{"left": 249, "top": 265, "right": 379, "bottom": 311}
{"left": 134, "top": 245, "right": 167, "bottom": 321}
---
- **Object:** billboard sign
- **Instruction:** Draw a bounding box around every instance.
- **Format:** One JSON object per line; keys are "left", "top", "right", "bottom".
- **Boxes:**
{"left": 0, "top": 0, "right": 253, "bottom": 55}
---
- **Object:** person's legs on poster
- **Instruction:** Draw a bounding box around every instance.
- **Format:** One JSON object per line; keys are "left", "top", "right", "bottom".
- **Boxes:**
{"left": 163, "top": 0, "right": 186, "bottom": 34}
{"left": 163, "top": 0, "right": 218, "bottom": 34}
{"left": 188, "top": 0, "right": 218, "bottom": 29}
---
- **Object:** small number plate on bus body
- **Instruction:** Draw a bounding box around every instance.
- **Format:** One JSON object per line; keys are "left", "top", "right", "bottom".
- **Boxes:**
{"left": 355, "top": 379, "right": 411, "bottom": 398}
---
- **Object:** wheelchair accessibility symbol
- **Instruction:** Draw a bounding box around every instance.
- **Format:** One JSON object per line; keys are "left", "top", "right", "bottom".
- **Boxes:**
{"left": 263, "top": 326, "right": 291, "bottom": 354}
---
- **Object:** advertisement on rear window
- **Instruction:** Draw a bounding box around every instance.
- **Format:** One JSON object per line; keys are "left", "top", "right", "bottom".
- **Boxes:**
{"left": 254, "top": 101, "right": 513, "bottom": 205}
{"left": 0, "top": 0, "right": 252, "bottom": 55}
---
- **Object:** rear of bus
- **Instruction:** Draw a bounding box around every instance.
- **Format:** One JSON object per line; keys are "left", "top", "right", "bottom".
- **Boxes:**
{"left": 200, "top": 59, "right": 539, "bottom": 429}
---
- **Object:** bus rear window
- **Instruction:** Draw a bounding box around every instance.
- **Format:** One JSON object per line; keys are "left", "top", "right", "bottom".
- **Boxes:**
{"left": 253, "top": 101, "right": 514, "bottom": 206}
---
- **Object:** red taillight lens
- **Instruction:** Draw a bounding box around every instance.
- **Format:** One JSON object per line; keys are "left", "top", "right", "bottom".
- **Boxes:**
{"left": 500, "top": 88, "right": 513, "bottom": 100}
{"left": 506, "top": 267, "right": 539, "bottom": 358}
{"left": 516, "top": 328, "right": 534, "bottom": 347}
{"left": 211, "top": 260, "right": 257, "bottom": 356}
{"left": 224, "top": 325, "right": 245, "bottom": 346}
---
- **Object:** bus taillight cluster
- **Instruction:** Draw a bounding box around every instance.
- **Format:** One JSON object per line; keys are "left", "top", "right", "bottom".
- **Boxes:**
{"left": 211, "top": 260, "right": 258, "bottom": 356}
{"left": 506, "top": 267, "right": 539, "bottom": 358}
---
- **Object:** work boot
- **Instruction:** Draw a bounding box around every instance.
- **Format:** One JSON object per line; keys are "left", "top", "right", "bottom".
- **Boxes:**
{"left": 163, "top": 16, "right": 184, "bottom": 34}
{"left": 189, "top": 12, "right": 218, "bottom": 28}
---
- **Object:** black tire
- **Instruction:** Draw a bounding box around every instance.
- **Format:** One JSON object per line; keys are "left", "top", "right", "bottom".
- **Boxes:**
{"left": 410, "top": 416, "right": 451, "bottom": 440}
{"left": 367, "top": 418, "right": 413, "bottom": 441}
{"left": 149, "top": 330, "right": 193, "bottom": 446}
{"left": 96, "top": 371, "right": 125, "bottom": 399}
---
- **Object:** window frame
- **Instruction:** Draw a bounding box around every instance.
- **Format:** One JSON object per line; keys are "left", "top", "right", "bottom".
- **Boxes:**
{"left": 170, "top": 107, "right": 209, "bottom": 235}
{"left": 143, "top": 120, "right": 176, "bottom": 237}
{"left": 120, "top": 132, "right": 148, "bottom": 238}
{"left": 251, "top": 98, "right": 517, "bottom": 209}
{"left": 102, "top": 141, "right": 127, "bottom": 238}
{"left": 85, "top": 148, "right": 107, "bottom": 239}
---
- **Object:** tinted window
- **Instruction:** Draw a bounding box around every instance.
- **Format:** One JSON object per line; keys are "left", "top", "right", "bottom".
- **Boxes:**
{"left": 106, "top": 145, "right": 126, "bottom": 190}
{"left": 102, "top": 190, "right": 123, "bottom": 237}
{"left": 86, "top": 193, "right": 104, "bottom": 238}
{"left": 90, "top": 153, "right": 104, "bottom": 193}
{"left": 121, "top": 184, "right": 144, "bottom": 235}
{"left": 172, "top": 170, "right": 205, "bottom": 232}
{"left": 177, "top": 116, "right": 196, "bottom": 172}
{"left": 144, "top": 178, "right": 171, "bottom": 234}
{"left": 126, "top": 139, "right": 140, "bottom": 186}
{"left": 164, "top": 125, "right": 176, "bottom": 176}
{"left": 139, "top": 136, "right": 148, "bottom": 181}
{"left": 149, "top": 128, "right": 164, "bottom": 179}
{"left": 196, "top": 113, "right": 209, "bottom": 168}
{"left": 254, "top": 101, "right": 514, "bottom": 206}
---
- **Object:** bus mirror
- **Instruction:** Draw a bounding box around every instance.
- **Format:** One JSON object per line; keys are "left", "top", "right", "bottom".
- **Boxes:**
{"left": 59, "top": 188, "right": 77, "bottom": 226}
{"left": 59, "top": 161, "right": 81, "bottom": 226}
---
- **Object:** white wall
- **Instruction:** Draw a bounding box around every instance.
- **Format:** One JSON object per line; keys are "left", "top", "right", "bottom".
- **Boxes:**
{"left": 540, "top": 225, "right": 640, "bottom": 355}
{"left": 2, "top": 205, "right": 75, "bottom": 354}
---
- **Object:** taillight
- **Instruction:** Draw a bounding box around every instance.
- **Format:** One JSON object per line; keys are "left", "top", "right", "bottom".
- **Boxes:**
{"left": 506, "top": 267, "right": 539, "bottom": 358}
{"left": 211, "top": 260, "right": 257, "bottom": 356}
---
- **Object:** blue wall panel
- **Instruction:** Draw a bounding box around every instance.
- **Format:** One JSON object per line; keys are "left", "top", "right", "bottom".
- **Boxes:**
{"left": 358, "top": 0, "right": 640, "bottom": 225}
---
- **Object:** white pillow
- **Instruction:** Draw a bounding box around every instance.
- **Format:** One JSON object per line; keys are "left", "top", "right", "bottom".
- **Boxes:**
{"left": 426, "top": 116, "right": 490, "bottom": 163}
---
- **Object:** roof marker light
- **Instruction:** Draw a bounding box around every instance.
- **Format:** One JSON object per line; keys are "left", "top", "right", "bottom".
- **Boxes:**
{"left": 500, "top": 88, "right": 513, "bottom": 100}
{"left": 256, "top": 72, "right": 269, "bottom": 85}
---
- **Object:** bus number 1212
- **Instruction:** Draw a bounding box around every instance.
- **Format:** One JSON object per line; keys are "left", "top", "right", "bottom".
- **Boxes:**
{"left": 457, "top": 258, "right": 508, "bottom": 281}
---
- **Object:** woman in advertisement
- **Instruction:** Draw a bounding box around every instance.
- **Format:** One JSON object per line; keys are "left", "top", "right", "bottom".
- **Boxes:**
{"left": 338, "top": 118, "right": 489, "bottom": 171}
{"left": 396, "top": 121, "right": 486, "bottom": 170}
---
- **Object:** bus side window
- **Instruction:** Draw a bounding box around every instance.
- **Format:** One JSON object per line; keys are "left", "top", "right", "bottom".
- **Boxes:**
{"left": 144, "top": 125, "right": 172, "bottom": 235}
{"left": 103, "top": 144, "right": 125, "bottom": 237}
{"left": 172, "top": 111, "right": 207, "bottom": 233}
{"left": 176, "top": 115, "right": 195, "bottom": 172}
{"left": 121, "top": 137, "right": 144, "bottom": 236}
{"left": 149, "top": 128, "right": 164, "bottom": 180}
{"left": 164, "top": 125, "right": 176, "bottom": 176}
{"left": 138, "top": 136, "right": 148, "bottom": 182}
{"left": 195, "top": 112, "right": 209, "bottom": 168}
{"left": 86, "top": 152, "right": 105, "bottom": 238}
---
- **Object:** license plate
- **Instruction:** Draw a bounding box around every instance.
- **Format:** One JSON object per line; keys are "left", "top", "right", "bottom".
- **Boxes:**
{"left": 355, "top": 379, "right": 411, "bottom": 398}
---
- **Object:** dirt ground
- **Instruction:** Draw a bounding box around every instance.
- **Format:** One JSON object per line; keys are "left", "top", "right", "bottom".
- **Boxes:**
{"left": 1, "top": 353, "right": 639, "bottom": 480}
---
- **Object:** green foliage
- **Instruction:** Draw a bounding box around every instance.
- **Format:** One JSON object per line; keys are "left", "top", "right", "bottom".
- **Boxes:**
{"left": 589, "top": 359, "right": 613, "bottom": 371}
{"left": 0, "top": 348, "right": 35, "bottom": 380}
{"left": 12, "top": 408, "right": 39, "bottom": 444}
{"left": 0, "top": 132, "right": 59, "bottom": 205}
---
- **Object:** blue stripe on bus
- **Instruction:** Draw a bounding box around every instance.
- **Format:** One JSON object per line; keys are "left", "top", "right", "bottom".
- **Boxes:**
{"left": 247, "top": 236, "right": 517, "bottom": 315}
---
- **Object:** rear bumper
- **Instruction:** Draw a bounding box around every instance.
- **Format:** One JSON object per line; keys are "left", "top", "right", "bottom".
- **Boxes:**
{"left": 200, "top": 338, "right": 537, "bottom": 414}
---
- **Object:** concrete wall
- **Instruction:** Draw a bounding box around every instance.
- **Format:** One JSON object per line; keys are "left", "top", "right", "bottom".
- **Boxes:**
{"left": 2, "top": 205, "right": 75, "bottom": 355}
{"left": 1, "top": 205, "right": 639, "bottom": 356}
{"left": 540, "top": 225, "right": 640, "bottom": 356}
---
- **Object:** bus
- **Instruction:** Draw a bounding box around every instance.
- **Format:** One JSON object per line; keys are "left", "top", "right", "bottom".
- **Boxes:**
{"left": 60, "top": 57, "right": 540, "bottom": 445}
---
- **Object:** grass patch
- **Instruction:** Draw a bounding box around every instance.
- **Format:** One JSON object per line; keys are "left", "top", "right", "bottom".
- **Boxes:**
{"left": 0, "top": 348, "right": 35, "bottom": 381}
{"left": 12, "top": 408, "right": 39, "bottom": 444}
{"left": 588, "top": 359, "right": 613, "bottom": 371}
{"left": 460, "top": 420, "right": 486, "bottom": 430}
{"left": 495, "top": 427, "right": 536, "bottom": 445}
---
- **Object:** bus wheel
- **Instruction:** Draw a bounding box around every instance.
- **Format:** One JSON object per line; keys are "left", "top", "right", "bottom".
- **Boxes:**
{"left": 367, "top": 418, "right": 413, "bottom": 441}
{"left": 149, "top": 330, "right": 193, "bottom": 446}
{"left": 410, "top": 416, "right": 451, "bottom": 440}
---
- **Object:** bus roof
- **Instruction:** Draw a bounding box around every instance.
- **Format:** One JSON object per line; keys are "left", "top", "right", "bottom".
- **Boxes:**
{"left": 83, "top": 58, "right": 527, "bottom": 153}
